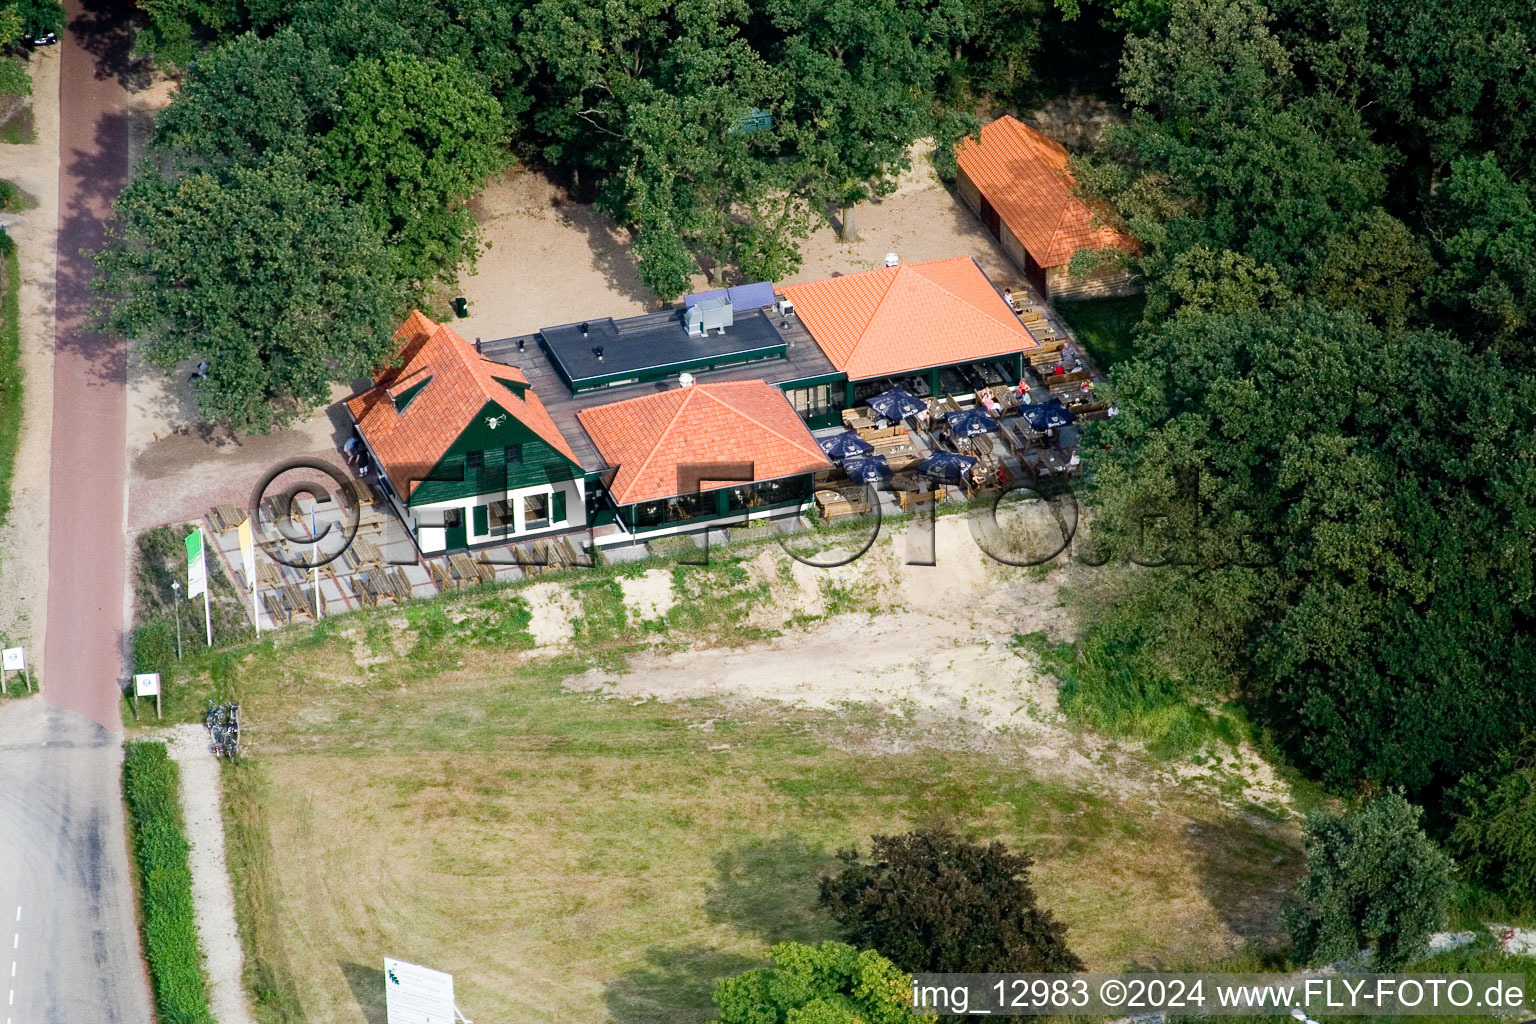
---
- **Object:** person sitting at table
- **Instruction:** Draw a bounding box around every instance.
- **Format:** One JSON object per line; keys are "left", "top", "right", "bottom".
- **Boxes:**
{"left": 1067, "top": 449, "right": 1081, "bottom": 469}
{"left": 1003, "top": 288, "right": 1016, "bottom": 310}
{"left": 979, "top": 390, "right": 1001, "bottom": 416}
{"left": 970, "top": 463, "right": 988, "bottom": 489}
{"left": 1014, "top": 378, "right": 1028, "bottom": 400}
{"left": 1052, "top": 363, "right": 1065, "bottom": 376}
{"left": 1062, "top": 342, "right": 1078, "bottom": 368}
{"left": 996, "top": 465, "right": 1009, "bottom": 488}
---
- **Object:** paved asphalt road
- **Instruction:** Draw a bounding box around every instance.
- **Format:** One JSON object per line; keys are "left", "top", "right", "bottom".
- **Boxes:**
{"left": 0, "top": 2, "right": 154, "bottom": 1022}
{"left": 0, "top": 701, "right": 151, "bottom": 1024}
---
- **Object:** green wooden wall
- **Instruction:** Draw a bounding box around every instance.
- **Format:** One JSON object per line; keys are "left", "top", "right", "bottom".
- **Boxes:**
{"left": 409, "top": 400, "right": 580, "bottom": 507}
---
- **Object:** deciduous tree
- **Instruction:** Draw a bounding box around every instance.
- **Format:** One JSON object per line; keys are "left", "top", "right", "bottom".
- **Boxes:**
{"left": 1282, "top": 794, "right": 1454, "bottom": 969}
{"left": 94, "top": 156, "right": 400, "bottom": 433}
{"left": 820, "top": 827, "right": 1083, "bottom": 973}
{"left": 320, "top": 52, "right": 506, "bottom": 287}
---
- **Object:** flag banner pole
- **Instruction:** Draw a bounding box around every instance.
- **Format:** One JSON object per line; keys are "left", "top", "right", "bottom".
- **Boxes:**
{"left": 203, "top": 587, "right": 212, "bottom": 646}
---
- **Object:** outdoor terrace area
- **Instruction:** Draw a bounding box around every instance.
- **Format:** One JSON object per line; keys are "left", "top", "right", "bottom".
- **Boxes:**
{"left": 806, "top": 300, "right": 1110, "bottom": 521}
{"left": 201, "top": 487, "right": 606, "bottom": 630}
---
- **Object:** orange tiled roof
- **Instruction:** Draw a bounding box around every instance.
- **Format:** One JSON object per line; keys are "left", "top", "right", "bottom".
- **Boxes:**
{"left": 955, "top": 116, "right": 1137, "bottom": 269}
{"left": 347, "top": 311, "right": 580, "bottom": 498}
{"left": 576, "top": 380, "right": 832, "bottom": 506}
{"left": 779, "top": 256, "right": 1037, "bottom": 381}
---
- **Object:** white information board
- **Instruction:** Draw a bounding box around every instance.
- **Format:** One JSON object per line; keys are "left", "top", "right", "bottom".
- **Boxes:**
{"left": 1, "top": 647, "right": 23, "bottom": 671}
{"left": 384, "top": 958, "right": 456, "bottom": 1024}
{"left": 134, "top": 673, "right": 161, "bottom": 697}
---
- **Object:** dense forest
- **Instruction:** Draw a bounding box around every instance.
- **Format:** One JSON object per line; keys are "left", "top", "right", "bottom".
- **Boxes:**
{"left": 99, "top": 0, "right": 1536, "bottom": 942}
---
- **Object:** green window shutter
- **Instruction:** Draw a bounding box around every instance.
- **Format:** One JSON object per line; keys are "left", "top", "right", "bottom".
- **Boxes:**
{"left": 551, "top": 490, "right": 568, "bottom": 523}
{"left": 473, "top": 503, "right": 489, "bottom": 536}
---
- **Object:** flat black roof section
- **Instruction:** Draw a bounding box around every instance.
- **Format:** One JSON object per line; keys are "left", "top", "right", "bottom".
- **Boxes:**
{"left": 539, "top": 308, "right": 787, "bottom": 392}
{"left": 479, "top": 311, "right": 835, "bottom": 475}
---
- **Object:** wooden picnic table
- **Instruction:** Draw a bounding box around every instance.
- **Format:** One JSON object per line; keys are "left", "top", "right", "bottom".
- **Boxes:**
{"left": 340, "top": 478, "right": 376, "bottom": 508}
{"left": 350, "top": 572, "right": 380, "bottom": 607}
{"left": 282, "top": 583, "right": 314, "bottom": 619}
{"left": 351, "top": 536, "right": 384, "bottom": 567}
{"left": 209, "top": 504, "right": 248, "bottom": 533}
{"left": 841, "top": 407, "right": 875, "bottom": 430}
{"left": 814, "top": 487, "right": 872, "bottom": 521}
{"left": 449, "top": 552, "right": 484, "bottom": 586}
{"left": 257, "top": 560, "right": 282, "bottom": 589}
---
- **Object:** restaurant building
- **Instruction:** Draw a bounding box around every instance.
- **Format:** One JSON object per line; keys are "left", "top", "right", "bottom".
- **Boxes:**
{"left": 347, "top": 257, "right": 1047, "bottom": 551}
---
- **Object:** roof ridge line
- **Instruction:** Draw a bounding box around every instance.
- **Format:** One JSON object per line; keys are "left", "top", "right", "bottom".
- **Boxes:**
{"left": 697, "top": 383, "right": 827, "bottom": 462}
{"left": 846, "top": 264, "right": 904, "bottom": 366}
{"left": 904, "top": 257, "right": 1024, "bottom": 332}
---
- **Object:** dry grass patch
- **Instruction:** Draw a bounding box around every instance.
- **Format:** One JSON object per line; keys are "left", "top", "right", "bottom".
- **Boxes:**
{"left": 209, "top": 528, "right": 1303, "bottom": 1024}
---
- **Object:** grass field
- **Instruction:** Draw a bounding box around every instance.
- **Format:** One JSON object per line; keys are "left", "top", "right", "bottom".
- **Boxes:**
{"left": 189, "top": 530, "right": 1305, "bottom": 1024}
{"left": 1055, "top": 293, "right": 1146, "bottom": 370}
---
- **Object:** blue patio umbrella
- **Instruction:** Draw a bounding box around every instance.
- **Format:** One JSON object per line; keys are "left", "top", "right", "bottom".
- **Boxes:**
{"left": 818, "top": 431, "right": 874, "bottom": 460}
{"left": 842, "top": 455, "right": 893, "bottom": 484}
{"left": 1020, "top": 398, "right": 1076, "bottom": 431}
{"left": 867, "top": 386, "right": 926, "bottom": 421}
{"left": 945, "top": 408, "right": 999, "bottom": 437}
{"left": 918, "top": 450, "right": 977, "bottom": 482}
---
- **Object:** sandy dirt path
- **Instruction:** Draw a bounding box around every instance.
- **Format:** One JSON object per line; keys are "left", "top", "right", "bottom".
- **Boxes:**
{"left": 165, "top": 724, "right": 257, "bottom": 1024}
{"left": 452, "top": 147, "right": 1027, "bottom": 343}
{"left": 0, "top": 46, "right": 61, "bottom": 671}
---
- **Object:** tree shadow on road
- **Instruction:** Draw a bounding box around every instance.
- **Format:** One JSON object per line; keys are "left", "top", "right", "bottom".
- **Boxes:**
{"left": 68, "top": 0, "right": 155, "bottom": 90}
{"left": 56, "top": 109, "right": 129, "bottom": 384}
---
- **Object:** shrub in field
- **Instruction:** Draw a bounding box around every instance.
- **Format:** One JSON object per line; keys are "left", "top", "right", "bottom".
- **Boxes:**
{"left": 820, "top": 826, "right": 1083, "bottom": 974}
{"left": 713, "top": 940, "right": 922, "bottom": 1024}
{"left": 1282, "top": 793, "right": 1454, "bottom": 969}
{"left": 123, "top": 742, "right": 214, "bottom": 1024}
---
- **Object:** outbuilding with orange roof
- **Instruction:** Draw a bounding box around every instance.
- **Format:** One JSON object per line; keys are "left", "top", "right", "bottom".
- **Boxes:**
{"left": 954, "top": 115, "right": 1138, "bottom": 300}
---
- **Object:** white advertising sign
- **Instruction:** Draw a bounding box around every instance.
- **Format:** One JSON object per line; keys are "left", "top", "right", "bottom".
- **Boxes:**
{"left": 134, "top": 673, "right": 161, "bottom": 697}
{"left": 384, "top": 958, "right": 456, "bottom": 1024}
{"left": 185, "top": 528, "right": 207, "bottom": 599}
{"left": 1, "top": 647, "right": 22, "bottom": 671}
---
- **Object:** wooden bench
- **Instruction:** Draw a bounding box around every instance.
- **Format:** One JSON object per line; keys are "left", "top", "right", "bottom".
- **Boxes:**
{"left": 1076, "top": 402, "right": 1112, "bottom": 421}
{"left": 897, "top": 487, "right": 946, "bottom": 511}
{"left": 387, "top": 568, "right": 413, "bottom": 601}
{"left": 263, "top": 591, "right": 292, "bottom": 626}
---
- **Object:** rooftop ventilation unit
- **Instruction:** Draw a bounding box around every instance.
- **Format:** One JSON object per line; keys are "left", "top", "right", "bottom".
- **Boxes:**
{"left": 685, "top": 295, "right": 734, "bottom": 337}
{"left": 678, "top": 372, "right": 696, "bottom": 387}
{"left": 885, "top": 252, "right": 899, "bottom": 267}
{"left": 775, "top": 296, "right": 794, "bottom": 317}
